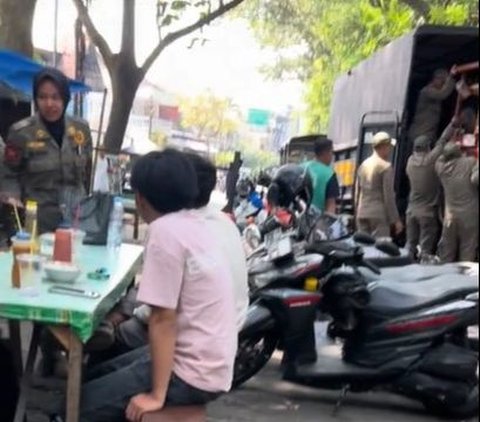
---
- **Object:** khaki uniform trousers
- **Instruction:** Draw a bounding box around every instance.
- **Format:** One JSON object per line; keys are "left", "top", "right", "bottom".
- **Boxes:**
{"left": 439, "top": 215, "right": 479, "bottom": 262}
{"left": 356, "top": 218, "right": 390, "bottom": 239}
{"left": 406, "top": 213, "right": 440, "bottom": 256}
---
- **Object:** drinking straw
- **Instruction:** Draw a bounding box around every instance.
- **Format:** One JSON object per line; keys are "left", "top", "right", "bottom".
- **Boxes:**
{"left": 13, "top": 204, "right": 23, "bottom": 233}
{"left": 30, "top": 219, "right": 37, "bottom": 254}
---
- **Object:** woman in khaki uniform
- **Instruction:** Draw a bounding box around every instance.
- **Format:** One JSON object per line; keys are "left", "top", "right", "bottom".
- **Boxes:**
{"left": 0, "top": 68, "right": 92, "bottom": 234}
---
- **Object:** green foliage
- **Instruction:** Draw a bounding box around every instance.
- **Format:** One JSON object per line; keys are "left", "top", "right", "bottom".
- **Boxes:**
{"left": 151, "top": 130, "right": 168, "bottom": 148}
{"left": 238, "top": 140, "right": 279, "bottom": 171}
{"left": 179, "top": 91, "right": 240, "bottom": 141}
{"left": 214, "top": 150, "right": 235, "bottom": 167}
{"left": 240, "top": 0, "right": 479, "bottom": 132}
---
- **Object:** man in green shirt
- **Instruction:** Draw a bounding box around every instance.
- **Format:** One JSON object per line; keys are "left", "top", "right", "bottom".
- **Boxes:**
{"left": 303, "top": 138, "right": 340, "bottom": 213}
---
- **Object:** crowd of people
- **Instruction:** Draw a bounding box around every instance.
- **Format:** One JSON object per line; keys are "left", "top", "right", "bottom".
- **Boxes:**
{"left": 0, "top": 63, "right": 478, "bottom": 421}
{"left": 302, "top": 66, "right": 478, "bottom": 263}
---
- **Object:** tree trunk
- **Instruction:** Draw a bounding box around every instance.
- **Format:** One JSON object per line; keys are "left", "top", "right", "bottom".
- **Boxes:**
{"left": 0, "top": 0, "right": 37, "bottom": 56}
{"left": 102, "top": 58, "right": 142, "bottom": 152}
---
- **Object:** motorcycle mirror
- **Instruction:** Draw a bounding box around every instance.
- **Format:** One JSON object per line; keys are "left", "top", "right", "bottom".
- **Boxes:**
{"left": 375, "top": 240, "right": 401, "bottom": 257}
{"left": 353, "top": 231, "right": 376, "bottom": 245}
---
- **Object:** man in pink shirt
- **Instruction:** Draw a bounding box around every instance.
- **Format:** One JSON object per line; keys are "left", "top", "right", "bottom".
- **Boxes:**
{"left": 53, "top": 150, "right": 237, "bottom": 422}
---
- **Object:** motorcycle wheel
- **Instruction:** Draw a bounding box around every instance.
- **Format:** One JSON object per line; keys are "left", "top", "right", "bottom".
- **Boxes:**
{"left": 423, "top": 385, "right": 479, "bottom": 419}
{"left": 232, "top": 332, "right": 278, "bottom": 389}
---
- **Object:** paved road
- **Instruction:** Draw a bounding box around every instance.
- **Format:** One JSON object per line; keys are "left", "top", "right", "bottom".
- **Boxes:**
{"left": 24, "top": 350, "right": 475, "bottom": 422}
{"left": 209, "top": 353, "right": 476, "bottom": 422}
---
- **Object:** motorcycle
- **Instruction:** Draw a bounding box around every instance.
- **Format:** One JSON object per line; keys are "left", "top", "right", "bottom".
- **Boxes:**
{"left": 235, "top": 242, "right": 479, "bottom": 418}
{"left": 246, "top": 210, "right": 415, "bottom": 301}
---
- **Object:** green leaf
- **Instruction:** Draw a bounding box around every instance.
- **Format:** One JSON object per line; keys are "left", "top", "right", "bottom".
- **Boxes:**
{"left": 171, "top": 0, "right": 191, "bottom": 11}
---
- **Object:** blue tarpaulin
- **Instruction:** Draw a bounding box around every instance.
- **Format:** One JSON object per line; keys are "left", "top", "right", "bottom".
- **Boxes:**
{"left": 0, "top": 49, "right": 90, "bottom": 99}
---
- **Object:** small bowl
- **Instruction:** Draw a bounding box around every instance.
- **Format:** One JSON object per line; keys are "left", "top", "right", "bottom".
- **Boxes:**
{"left": 44, "top": 261, "right": 81, "bottom": 284}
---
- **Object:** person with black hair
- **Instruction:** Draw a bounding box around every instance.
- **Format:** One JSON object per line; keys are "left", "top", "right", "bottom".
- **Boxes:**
{"left": 223, "top": 151, "right": 242, "bottom": 213}
{"left": 408, "top": 67, "right": 458, "bottom": 143}
{"left": 0, "top": 67, "right": 93, "bottom": 233}
{"left": 88, "top": 152, "right": 248, "bottom": 361}
{"left": 303, "top": 137, "right": 339, "bottom": 213}
{"left": 52, "top": 149, "right": 236, "bottom": 422}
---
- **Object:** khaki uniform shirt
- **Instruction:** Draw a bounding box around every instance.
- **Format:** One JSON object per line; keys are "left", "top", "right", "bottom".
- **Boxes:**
{"left": 1, "top": 114, "right": 93, "bottom": 233}
{"left": 355, "top": 152, "right": 400, "bottom": 224}
{"left": 471, "top": 163, "right": 479, "bottom": 187}
{"left": 408, "top": 77, "right": 456, "bottom": 142}
{"left": 435, "top": 155, "right": 478, "bottom": 220}
{"left": 406, "top": 123, "right": 454, "bottom": 218}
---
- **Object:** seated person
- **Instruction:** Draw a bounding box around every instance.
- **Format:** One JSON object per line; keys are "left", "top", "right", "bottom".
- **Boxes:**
{"left": 88, "top": 153, "right": 248, "bottom": 363}
{"left": 52, "top": 149, "right": 237, "bottom": 422}
{"left": 234, "top": 178, "right": 264, "bottom": 231}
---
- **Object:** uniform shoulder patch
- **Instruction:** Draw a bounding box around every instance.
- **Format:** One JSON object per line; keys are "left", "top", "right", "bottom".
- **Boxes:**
{"left": 4, "top": 144, "right": 23, "bottom": 166}
{"left": 10, "top": 116, "right": 35, "bottom": 133}
{"left": 67, "top": 115, "right": 90, "bottom": 130}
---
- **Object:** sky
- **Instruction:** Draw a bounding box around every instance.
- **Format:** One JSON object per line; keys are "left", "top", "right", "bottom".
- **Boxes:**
{"left": 32, "top": 0, "right": 304, "bottom": 114}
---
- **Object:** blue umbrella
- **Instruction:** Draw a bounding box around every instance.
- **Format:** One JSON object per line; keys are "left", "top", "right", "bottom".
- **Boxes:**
{"left": 0, "top": 49, "right": 90, "bottom": 98}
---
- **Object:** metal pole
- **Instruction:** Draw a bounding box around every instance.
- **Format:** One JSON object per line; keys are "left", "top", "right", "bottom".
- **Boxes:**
{"left": 53, "top": 0, "right": 59, "bottom": 67}
{"left": 89, "top": 88, "right": 108, "bottom": 193}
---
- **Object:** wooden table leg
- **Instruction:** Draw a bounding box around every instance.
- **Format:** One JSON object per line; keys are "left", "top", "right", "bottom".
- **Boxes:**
{"left": 65, "top": 329, "right": 83, "bottom": 422}
{"left": 13, "top": 323, "right": 41, "bottom": 422}
{"left": 8, "top": 320, "right": 23, "bottom": 378}
{"left": 134, "top": 211, "right": 140, "bottom": 240}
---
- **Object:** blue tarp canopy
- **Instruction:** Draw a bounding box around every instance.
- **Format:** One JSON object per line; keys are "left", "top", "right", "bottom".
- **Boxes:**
{"left": 0, "top": 49, "right": 90, "bottom": 99}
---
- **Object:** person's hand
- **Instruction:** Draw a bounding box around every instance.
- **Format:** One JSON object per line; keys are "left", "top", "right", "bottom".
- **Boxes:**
{"left": 450, "top": 64, "right": 459, "bottom": 76}
{"left": 393, "top": 220, "right": 404, "bottom": 235}
{"left": 126, "top": 393, "right": 164, "bottom": 422}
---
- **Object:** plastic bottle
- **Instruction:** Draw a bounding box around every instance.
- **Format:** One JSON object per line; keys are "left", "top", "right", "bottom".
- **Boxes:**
{"left": 107, "top": 197, "right": 124, "bottom": 249}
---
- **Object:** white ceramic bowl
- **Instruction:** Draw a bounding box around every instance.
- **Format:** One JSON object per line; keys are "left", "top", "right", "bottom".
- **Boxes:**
{"left": 44, "top": 261, "right": 81, "bottom": 284}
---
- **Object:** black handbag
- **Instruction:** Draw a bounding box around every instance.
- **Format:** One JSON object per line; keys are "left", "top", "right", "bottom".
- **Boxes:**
{"left": 78, "top": 193, "right": 114, "bottom": 245}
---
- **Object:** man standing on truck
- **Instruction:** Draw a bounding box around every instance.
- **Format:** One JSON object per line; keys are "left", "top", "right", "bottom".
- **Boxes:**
{"left": 408, "top": 67, "right": 457, "bottom": 143}
{"left": 435, "top": 143, "right": 478, "bottom": 262}
{"left": 405, "top": 118, "right": 458, "bottom": 258}
{"left": 304, "top": 137, "right": 339, "bottom": 214}
{"left": 355, "top": 132, "right": 403, "bottom": 239}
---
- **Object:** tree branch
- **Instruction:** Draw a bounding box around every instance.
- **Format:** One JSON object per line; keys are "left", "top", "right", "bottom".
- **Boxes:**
{"left": 140, "top": 0, "right": 245, "bottom": 76}
{"left": 71, "top": 0, "right": 113, "bottom": 64}
{"left": 399, "top": 0, "right": 431, "bottom": 18}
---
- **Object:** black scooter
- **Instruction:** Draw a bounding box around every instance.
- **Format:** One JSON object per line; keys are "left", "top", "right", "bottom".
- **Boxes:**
{"left": 235, "top": 247, "right": 479, "bottom": 419}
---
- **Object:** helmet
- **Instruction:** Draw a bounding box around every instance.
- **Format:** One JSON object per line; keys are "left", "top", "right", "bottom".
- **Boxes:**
{"left": 236, "top": 178, "right": 253, "bottom": 198}
{"left": 267, "top": 164, "right": 313, "bottom": 208}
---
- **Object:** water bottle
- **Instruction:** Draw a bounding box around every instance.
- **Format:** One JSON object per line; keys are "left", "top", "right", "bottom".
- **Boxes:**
{"left": 107, "top": 197, "right": 124, "bottom": 249}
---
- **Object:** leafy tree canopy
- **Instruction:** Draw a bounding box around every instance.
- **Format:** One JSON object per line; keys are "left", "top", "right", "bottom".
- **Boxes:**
{"left": 239, "top": 0, "right": 478, "bottom": 131}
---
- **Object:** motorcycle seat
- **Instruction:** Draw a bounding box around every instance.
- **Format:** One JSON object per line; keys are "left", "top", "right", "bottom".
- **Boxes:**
{"left": 361, "top": 245, "right": 413, "bottom": 268}
{"left": 359, "top": 262, "right": 478, "bottom": 284}
{"left": 367, "top": 273, "right": 478, "bottom": 315}
{"left": 249, "top": 254, "right": 324, "bottom": 290}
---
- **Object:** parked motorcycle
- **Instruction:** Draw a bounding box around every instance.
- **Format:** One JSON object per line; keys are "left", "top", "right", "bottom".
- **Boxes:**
{"left": 246, "top": 211, "right": 414, "bottom": 301}
{"left": 235, "top": 243, "right": 479, "bottom": 418}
